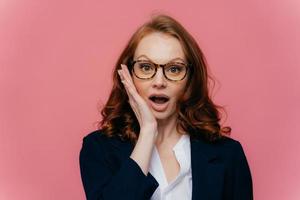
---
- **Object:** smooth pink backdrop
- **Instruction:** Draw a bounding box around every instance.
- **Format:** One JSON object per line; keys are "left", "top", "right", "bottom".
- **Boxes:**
{"left": 1, "top": 0, "right": 299, "bottom": 199}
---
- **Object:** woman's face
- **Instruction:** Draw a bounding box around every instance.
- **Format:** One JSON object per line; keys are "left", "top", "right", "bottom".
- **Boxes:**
{"left": 132, "top": 32, "right": 188, "bottom": 121}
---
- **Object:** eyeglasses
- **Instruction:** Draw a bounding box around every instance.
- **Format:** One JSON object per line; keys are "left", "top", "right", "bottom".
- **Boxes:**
{"left": 131, "top": 59, "right": 189, "bottom": 81}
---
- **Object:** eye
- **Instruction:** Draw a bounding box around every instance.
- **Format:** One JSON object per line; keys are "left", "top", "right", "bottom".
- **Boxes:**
{"left": 166, "top": 64, "right": 184, "bottom": 74}
{"left": 139, "top": 62, "right": 154, "bottom": 72}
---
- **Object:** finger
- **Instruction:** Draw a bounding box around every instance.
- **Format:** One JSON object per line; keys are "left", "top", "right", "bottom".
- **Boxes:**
{"left": 119, "top": 74, "right": 142, "bottom": 123}
{"left": 119, "top": 67, "right": 142, "bottom": 102}
{"left": 118, "top": 70, "right": 144, "bottom": 119}
{"left": 121, "top": 68, "right": 144, "bottom": 104}
{"left": 118, "top": 70, "right": 138, "bottom": 104}
{"left": 121, "top": 64, "right": 136, "bottom": 89}
{"left": 118, "top": 69, "right": 132, "bottom": 94}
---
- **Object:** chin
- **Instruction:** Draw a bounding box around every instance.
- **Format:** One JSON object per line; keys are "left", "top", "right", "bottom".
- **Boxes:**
{"left": 153, "top": 110, "right": 176, "bottom": 121}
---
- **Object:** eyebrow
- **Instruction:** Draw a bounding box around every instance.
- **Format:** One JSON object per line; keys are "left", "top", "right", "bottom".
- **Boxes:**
{"left": 136, "top": 55, "right": 186, "bottom": 63}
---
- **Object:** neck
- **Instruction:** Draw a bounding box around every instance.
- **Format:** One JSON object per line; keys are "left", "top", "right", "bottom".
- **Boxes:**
{"left": 155, "top": 114, "right": 183, "bottom": 145}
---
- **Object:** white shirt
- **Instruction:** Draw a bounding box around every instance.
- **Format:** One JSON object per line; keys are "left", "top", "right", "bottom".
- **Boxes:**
{"left": 149, "top": 134, "right": 192, "bottom": 200}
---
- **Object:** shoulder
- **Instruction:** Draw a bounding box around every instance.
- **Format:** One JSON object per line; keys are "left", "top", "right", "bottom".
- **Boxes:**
{"left": 194, "top": 134, "right": 245, "bottom": 152}
{"left": 217, "top": 135, "right": 247, "bottom": 156}
{"left": 82, "top": 129, "right": 127, "bottom": 146}
{"left": 199, "top": 134, "right": 244, "bottom": 151}
{"left": 194, "top": 135, "right": 248, "bottom": 164}
{"left": 80, "top": 130, "right": 135, "bottom": 174}
{"left": 82, "top": 129, "right": 107, "bottom": 144}
{"left": 215, "top": 135, "right": 245, "bottom": 150}
{"left": 80, "top": 129, "right": 133, "bottom": 156}
{"left": 212, "top": 135, "right": 249, "bottom": 168}
{"left": 80, "top": 130, "right": 109, "bottom": 160}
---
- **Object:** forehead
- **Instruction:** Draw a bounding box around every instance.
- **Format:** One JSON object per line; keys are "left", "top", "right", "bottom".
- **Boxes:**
{"left": 134, "top": 32, "right": 186, "bottom": 63}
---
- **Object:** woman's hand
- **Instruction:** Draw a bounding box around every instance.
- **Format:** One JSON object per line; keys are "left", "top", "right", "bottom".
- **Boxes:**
{"left": 117, "top": 64, "right": 157, "bottom": 133}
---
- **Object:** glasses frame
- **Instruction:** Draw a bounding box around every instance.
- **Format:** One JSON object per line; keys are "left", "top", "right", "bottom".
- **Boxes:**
{"left": 130, "top": 59, "right": 190, "bottom": 82}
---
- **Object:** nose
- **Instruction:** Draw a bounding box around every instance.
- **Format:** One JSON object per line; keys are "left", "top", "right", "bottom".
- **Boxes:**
{"left": 152, "top": 67, "right": 167, "bottom": 88}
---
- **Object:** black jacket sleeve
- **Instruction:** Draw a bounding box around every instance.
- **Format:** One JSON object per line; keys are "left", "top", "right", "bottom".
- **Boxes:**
{"left": 79, "top": 134, "right": 159, "bottom": 200}
{"left": 232, "top": 142, "right": 253, "bottom": 200}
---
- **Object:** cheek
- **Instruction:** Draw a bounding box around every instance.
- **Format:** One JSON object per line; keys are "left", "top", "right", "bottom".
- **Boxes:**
{"left": 172, "top": 83, "right": 188, "bottom": 101}
{"left": 133, "top": 80, "right": 148, "bottom": 98}
{"left": 176, "top": 82, "right": 187, "bottom": 94}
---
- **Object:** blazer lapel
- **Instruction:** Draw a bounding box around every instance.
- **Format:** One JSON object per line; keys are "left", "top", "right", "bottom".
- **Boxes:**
{"left": 190, "top": 137, "right": 225, "bottom": 200}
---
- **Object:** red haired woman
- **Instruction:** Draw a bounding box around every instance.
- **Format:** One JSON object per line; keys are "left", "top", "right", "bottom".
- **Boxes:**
{"left": 79, "top": 14, "right": 253, "bottom": 200}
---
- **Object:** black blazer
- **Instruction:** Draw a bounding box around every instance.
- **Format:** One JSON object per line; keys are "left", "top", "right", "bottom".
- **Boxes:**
{"left": 79, "top": 130, "right": 253, "bottom": 200}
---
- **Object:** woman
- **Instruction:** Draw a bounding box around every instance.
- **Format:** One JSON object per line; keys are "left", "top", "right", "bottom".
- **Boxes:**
{"left": 79, "top": 14, "right": 253, "bottom": 200}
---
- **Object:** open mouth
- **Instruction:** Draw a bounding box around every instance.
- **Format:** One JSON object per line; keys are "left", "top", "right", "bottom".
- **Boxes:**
{"left": 149, "top": 95, "right": 170, "bottom": 104}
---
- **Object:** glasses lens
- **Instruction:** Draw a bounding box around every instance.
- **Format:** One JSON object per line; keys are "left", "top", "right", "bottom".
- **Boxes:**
{"left": 165, "top": 63, "right": 187, "bottom": 81}
{"left": 133, "top": 61, "right": 155, "bottom": 79}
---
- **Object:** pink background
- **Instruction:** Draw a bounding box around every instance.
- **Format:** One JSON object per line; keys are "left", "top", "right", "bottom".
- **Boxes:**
{"left": 1, "top": 0, "right": 299, "bottom": 199}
